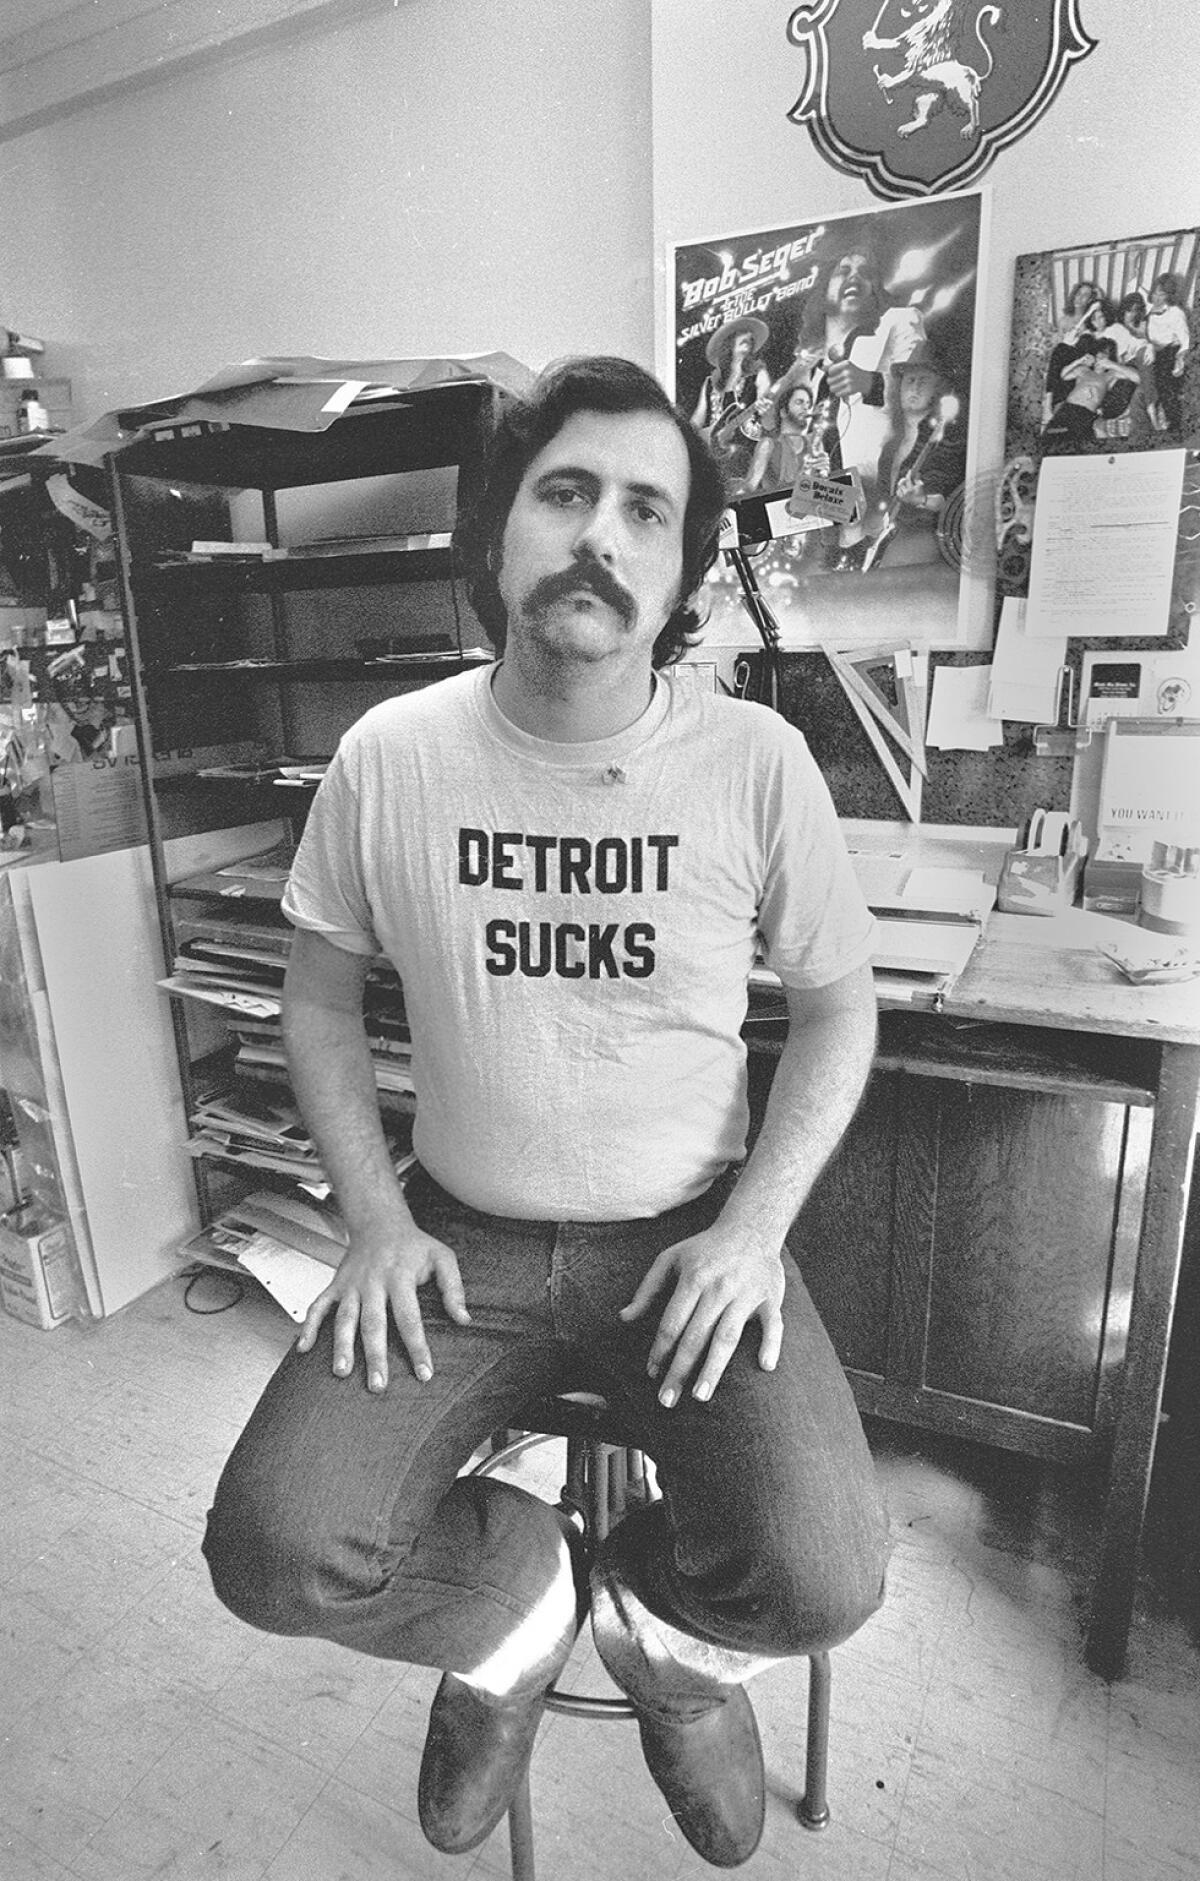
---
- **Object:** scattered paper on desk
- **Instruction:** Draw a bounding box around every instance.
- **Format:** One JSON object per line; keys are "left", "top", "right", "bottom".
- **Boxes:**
{"left": 901, "top": 866, "right": 995, "bottom": 918}
{"left": 996, "top": 906, "right": 1189, "bottom": 960}
{"left": 871, "top": 917, "right": 981, "bottom": 979}
{"left": 926, "top": 665, "right": 1004, "bottom": 750}
{"left": 986, "top": 598, "right": 1066, "bottom": 724}
{"left": 1025, "top": 448, "right": 1184, "bottom": 640}
{"left": 1096, "top": 939, "right": 1200, "bottom": 985}
{"left": 849, "top": 851, "right": 908, "bottom": 903}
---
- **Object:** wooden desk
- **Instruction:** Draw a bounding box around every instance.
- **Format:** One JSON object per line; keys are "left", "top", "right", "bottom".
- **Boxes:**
{"left": 949, "top": 917, "right": 1198, "bottom": 1678}
{"left": 753, "top": 824, "right": 1199, "bottom": 1680}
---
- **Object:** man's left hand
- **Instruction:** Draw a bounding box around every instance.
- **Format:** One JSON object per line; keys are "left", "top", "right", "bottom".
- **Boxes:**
{"left": 619, "top": 1227, "right": 785, "bottom": 1408}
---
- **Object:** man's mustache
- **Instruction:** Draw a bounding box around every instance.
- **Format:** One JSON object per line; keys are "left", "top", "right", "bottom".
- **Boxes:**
{"left": 524, "top": 557, "right": 636, "bottom": 627}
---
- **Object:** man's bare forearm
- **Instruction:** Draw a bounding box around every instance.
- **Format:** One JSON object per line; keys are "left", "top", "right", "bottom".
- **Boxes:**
{"left": 281, "top": 942, "right": 414, "bottom": 1238}
{"left": 281, "top": 930, "right": 469, "bottom": 1386}
{"left": 719, "top": 966, "right": 877, "bottom": 1251}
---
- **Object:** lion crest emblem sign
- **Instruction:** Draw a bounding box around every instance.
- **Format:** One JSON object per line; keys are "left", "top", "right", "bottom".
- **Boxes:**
{"left": 787, "top": 1, "right": 1096, "bottom": 200}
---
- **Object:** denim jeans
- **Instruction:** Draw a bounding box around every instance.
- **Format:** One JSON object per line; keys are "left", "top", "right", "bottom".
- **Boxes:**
{"left": 204, "top": 1165, "right": 888, "bottom": 1683}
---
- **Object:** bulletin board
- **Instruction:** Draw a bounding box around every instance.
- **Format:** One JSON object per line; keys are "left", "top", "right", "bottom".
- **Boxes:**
{"left": 775, "top": 650, "right": 1071, "bottom": 828}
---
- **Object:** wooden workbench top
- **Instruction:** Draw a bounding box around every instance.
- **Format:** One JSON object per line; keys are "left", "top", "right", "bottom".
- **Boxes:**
{"left": 841, "top": 820, "right": 1200, "bottom": 1049}
{"left": 947, "top": 916, "right": 1200, "bottom": 1046}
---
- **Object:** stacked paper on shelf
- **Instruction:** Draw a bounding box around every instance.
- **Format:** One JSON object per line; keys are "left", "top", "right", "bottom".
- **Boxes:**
{"left": 114, "top": 353, "right": 535, "bottom": 436}
{"left": 188, "top": 1090, "right": 322, "bottom": 1178}
{"left": 34, "top": 352, "right": 535, "bottom": 465}
{"left": 179, "top": 1165, "right": 415, "bottom": 1319}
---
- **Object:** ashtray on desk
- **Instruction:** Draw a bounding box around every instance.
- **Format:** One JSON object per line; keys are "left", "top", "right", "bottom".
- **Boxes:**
{"left": 1095, "top": 942, "right": 1200, "bottom": 986}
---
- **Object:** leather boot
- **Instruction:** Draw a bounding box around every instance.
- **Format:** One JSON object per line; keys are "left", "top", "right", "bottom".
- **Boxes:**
{"left": 591, "top": 1514, "right": 766, "bottom": 1868}
{"left": 418, "top": 1672, "right": 551, "bottom": 1854}
{"left": 418, "top": 1509, "right": 584, "bottom": 1854}
{"left": 635, "top": 1683, "right": 764, "bottom": 1869}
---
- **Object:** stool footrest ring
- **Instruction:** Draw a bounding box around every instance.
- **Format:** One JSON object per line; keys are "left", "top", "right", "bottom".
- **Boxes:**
{"left": 545, "top": 1690, "right": 636, "bottom": 1720}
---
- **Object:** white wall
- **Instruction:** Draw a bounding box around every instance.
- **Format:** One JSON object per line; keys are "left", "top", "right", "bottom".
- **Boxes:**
{"left": 0, "top": 0, "right": 654, "bottom": 422}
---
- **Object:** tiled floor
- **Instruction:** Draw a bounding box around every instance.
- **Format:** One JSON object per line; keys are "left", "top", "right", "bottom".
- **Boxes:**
{"left": 2, "top": 1272, "right": 1198, "bottom": 1881}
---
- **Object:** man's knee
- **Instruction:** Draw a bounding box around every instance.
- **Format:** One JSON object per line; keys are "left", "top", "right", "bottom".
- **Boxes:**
{"left": 203, "top": 1463, "right": 344, "bottom": 1638}
{"left": 624, "top": 1498, "right": 889, "bottom": 1660}
{"left": 760, "top": 1520, "right": 890, "bottom": 1656}
{"left": 779, "top": 1554, "right": 887, "bottom": 1655}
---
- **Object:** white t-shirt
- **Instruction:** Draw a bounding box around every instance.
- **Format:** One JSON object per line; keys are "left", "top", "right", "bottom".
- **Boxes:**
{"left": 1147, "top": 305, "right": 1190, "bottom": 357}
{"left": 282, "top": 666, "right": 875, "bottom": 1220}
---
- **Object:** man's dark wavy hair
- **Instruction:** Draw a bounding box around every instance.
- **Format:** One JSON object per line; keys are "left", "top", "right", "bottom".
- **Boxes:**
{"left": 455, "top": 355, "right": 728, "bottom": 669}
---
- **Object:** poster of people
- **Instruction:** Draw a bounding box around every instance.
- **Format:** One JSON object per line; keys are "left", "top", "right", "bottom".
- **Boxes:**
{"left": 1006, "top": 225, "right": 1197, "bottom": 461}
{"left": 668, "top": 193, "right": 985, "bottom": 649}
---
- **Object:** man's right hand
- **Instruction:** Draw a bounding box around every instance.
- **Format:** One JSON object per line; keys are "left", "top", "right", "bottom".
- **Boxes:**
{"left": 296, "top": 1221, "right": 470, "bottom": 1393}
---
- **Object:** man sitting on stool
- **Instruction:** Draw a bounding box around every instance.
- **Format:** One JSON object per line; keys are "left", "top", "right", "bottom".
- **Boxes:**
{"left": 203, "top": 355, "right": 889, "bottom": 1869}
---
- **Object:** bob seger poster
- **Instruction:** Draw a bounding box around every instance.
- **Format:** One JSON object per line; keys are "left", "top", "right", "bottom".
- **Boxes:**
{"left": 669, "top": 192, "right": 986, "bottom": 648}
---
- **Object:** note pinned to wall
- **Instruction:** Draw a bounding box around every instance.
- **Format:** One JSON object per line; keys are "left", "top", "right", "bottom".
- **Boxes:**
{"left": 1025, "top": 449, "right": 1185, "bottom": 640}
{"left": 927, "top": 664, "right": 1005, "bottom": 751}
{"left": 987, "top": 597, "right": 1067, "bottom": 724}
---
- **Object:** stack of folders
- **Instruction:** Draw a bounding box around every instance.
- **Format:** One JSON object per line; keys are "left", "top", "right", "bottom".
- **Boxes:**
{"left": 188, "top": 1089, "right": 322, "bottom": 1180}
{"left": 185, "top": 1090, "right": 411, "bottom": 1191}
{"left": 161, "top": 926, "right": 413, "bottom": 1098}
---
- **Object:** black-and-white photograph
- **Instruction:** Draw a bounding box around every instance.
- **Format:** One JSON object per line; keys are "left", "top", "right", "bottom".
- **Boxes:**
{"left": 2, "top": 8, "right": 1199, "bottom": 1881}
{"left": 1007, "top": 225, "right": 1198, "bottom": 459}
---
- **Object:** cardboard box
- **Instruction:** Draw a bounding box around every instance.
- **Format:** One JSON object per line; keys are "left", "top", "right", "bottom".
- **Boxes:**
{"left": 0, "top": 1205, "right": 83, "bottom": 1329}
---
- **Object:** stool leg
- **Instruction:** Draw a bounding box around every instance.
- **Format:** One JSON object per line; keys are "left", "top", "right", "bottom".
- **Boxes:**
{"left": 563, "top": 1435, "right": 587, "bottom": 1520}
{"left": 508, "top": 1767, "right": 536, "bottom": 1880}
{"left": 591, "top": 1445, "right": 611, "bottom": 1543}
{"left": 798, "top": 1650, "right": 831, "bottom": 1829}
{"left": 608, "top": 1446, "right": 627, "bottom": 1524}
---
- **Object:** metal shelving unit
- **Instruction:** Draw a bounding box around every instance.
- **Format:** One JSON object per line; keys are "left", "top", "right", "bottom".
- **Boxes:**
{"left": 108, "top": 377, "right": 502, "bottom": 1226}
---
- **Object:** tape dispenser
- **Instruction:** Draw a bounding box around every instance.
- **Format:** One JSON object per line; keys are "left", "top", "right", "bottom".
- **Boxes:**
{"left": 997, "top": 808, "right": 1088, "bottom": 916}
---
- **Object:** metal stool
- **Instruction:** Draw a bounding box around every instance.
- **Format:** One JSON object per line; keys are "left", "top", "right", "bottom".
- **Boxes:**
{"left": 472, "top": 1394, "right": 832, "bottom": 1881}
